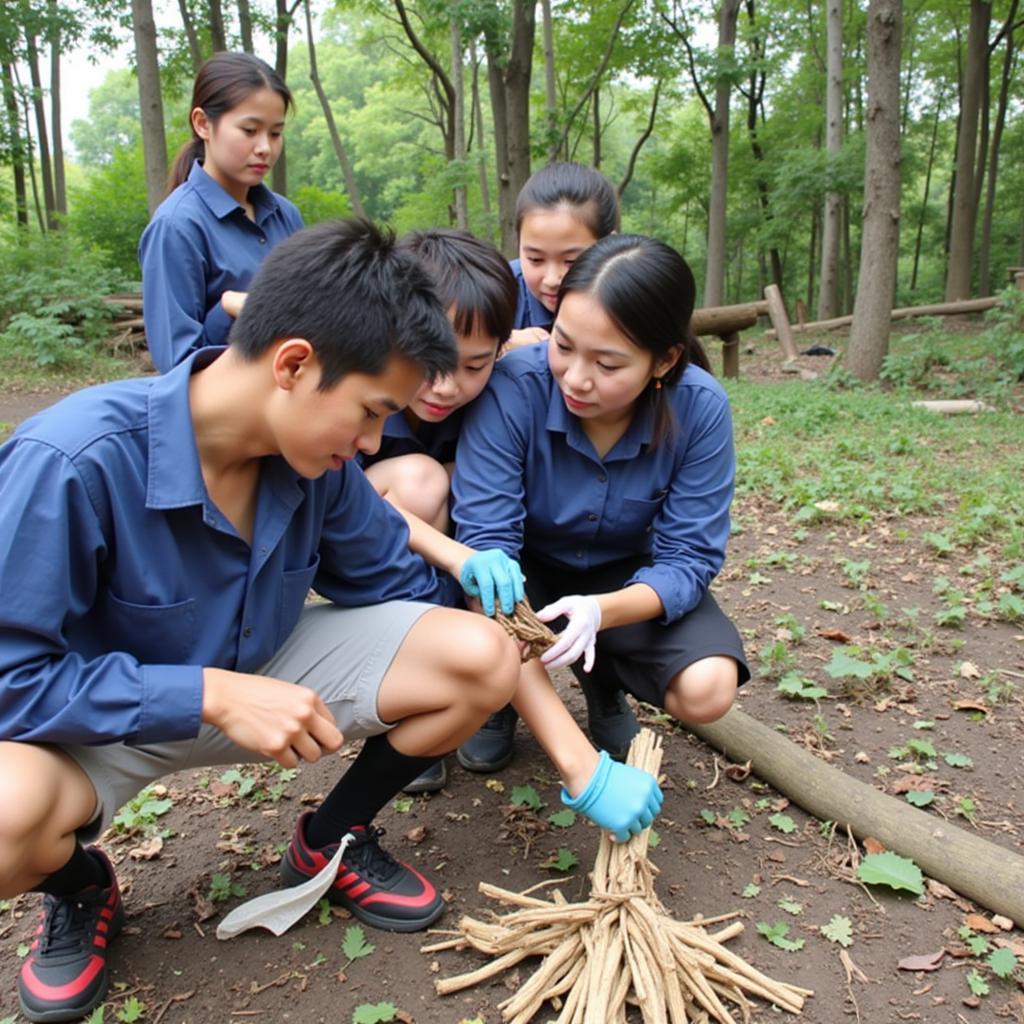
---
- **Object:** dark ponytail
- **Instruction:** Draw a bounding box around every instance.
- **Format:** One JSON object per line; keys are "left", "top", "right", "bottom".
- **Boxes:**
{"left": 514, "top": 161, "right": 620, "bottom": 240}
{"left": 166, "top": 52, "right": 293, "bottom": 195}
{"left": 558, "top": 234, "right": 705, "bottom": 446}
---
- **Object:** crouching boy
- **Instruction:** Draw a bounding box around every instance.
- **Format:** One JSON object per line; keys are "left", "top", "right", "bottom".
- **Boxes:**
{"left": 0, "top": 219, "right": 521, "bottom": 1023}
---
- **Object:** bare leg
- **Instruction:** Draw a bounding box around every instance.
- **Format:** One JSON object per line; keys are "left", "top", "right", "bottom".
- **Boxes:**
{"left": 662, "top": 656, "right": 738, "bottom": 725}
{"left": 364, "top": 454, "right": 451, "bottom": 532}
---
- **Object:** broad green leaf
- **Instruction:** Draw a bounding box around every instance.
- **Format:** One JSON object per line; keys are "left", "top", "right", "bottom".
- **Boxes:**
{"left": 966, "top": 934, "right": 990, "bottom": 955}
{"left": 905, "top": 791, "right": 935, "bottom": 807}
{"left": 741, "top": 883, "right": 761, "bottom": 898}
{"left": 647, "top": 828, "right": 661, "bottom": 849}
{"left": 547, "top": 809, "right": 576, "bottom": 828}
{"left": 511, "top": 785, "right": 542, "bottom": 810}
{"left": 353, "top": 1003, "right": 398, "bottom": 1024}
{"left": 769, "top": 813, "right": 798, "bottom": 834}
{"left": 317, "top": 897, "right": 332, "bottom": 926}
{"left": 727, "top": 807, "right": 750, "bottom": 829}
{"left": 700, "top": 809, "right": 717, "bottom": 825}
{"left": 821, "top": 915, "right": 853, "bottom": 947}
{"left": 778, "top": 898, "right": 803, "bottom": 915}
{"left": 391, "top": 796, "right": 413, "bottom": 813}
{"left": 825, "top": 650, "right": 874, "bottom": 680}
{"left": 542, "top": 847, "right": 579, "bottom": 872}
{"left": 342, "top": 925, "right": 376, "bottom": 962}
{"left": 943, "top": 752, "right": 973, "bottom": 768}
{"left": 987, "top": 948, "right": 1017, "bottom": 979}
{"left": 907, "top": 739, "right": 936, "bottom": 759}
{"left": 966, "top": 969, "right": 989, "bottom": 997}
{"left": 756, "top": 921, "right": 805, "bottom": 952}
{"left": 856, "top": 852, "right": 924, "bottom": 895}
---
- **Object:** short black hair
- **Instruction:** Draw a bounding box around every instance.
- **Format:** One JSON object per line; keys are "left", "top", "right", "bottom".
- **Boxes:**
{"left": 515, "top": 161, "right": 620, "bottom": 239}
{"left": 230, "top": 219, "right": 457, "bottom": 388}
{"left": 399, "top": 229, "right": 517, "bottom": 346}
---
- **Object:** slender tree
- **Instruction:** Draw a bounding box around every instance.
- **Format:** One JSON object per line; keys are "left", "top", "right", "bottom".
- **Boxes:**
{"left": 131, "top": 0, "right": 167, "bottom": 214}
{"left": 450, "top": 14, "right": 468, "bottom": 228}
{"left": 817, "top": 0, "right": 843, "bottom": 319}
{"left": 25, "top": 29, "right": 57, "bottom": 228}
{"left": 846, "top": 0, "right": 902, "bottom": 381}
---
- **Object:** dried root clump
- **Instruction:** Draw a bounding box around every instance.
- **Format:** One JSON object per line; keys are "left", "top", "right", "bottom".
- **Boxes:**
{"left": 423, "top": 730, "right": 813, "bottom": 1023}
{"left": 496, "top": 599, "right": 558, "bottom": 662}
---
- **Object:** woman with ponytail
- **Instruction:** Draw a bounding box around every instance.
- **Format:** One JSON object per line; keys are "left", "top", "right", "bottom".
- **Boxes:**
{"left": 451, "top": 234, "right": 749, "bottom": 778}
{"left": 139, "top": 52, "right": 303, "bottom": 372}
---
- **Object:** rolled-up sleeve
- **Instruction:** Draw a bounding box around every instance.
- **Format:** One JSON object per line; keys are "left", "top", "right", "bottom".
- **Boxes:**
{"left": 0, "top": 441, "right": 203, "bottom": 745}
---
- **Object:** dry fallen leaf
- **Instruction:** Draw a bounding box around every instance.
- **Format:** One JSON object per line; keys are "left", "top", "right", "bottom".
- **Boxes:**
{"left": 891, "top": 775, "right": 938, "bottom": 794}
{"left": 952, "top": 700, "right": 989, "bottom": 714}
{"left": 992, "top": 915, "right": 1015, "bottom": 931}
{"left": 964, "top": 913, "right": 1000, "bottom": 934}
{"left": 854, "top": 751, "right": 870, "bottom": 764}
{"left": 128, "top": 836, "right": 164, "bottom": 860}
{"left": 406, "top": 825, "right": 428, "bottom": 844}
{"left": 897, "top": 950, "right": 945, "bottom": 972}
{"left": 958, "top": 661, "right": 981, "bottom": 679}
{"left": 863, "top": 837, "right": 886, "bottom": 855}
{"left": 817, "top": 628, "right": 852, "bottom": 643}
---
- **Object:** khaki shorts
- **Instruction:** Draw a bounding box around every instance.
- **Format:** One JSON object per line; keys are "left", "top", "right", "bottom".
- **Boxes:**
{"left": 66, "top": 600, "right": 434, "bottom": 842}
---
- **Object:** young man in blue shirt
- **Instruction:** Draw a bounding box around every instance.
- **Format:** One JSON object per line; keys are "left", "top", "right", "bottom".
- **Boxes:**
{"left": 0, "top": 220, "right": 524, "bottom": 1023}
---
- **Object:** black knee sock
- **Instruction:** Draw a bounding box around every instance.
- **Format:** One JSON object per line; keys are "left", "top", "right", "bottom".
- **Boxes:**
{"left": 32, "top": 844, "right": 107, "bottom": 897}
{"left": 305, "top": 733, "right": 441, "bottom": 848}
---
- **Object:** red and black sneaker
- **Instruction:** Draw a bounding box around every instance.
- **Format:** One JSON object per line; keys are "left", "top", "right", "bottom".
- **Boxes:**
{"left": 18, "top": 848, "right": 124, "bottom": 1023}
{"left": 280, "top": 812, "right": 444, "bottom": 932}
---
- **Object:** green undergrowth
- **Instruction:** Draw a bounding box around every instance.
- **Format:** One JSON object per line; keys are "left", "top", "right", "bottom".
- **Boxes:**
{"left": 727, "top": 329, "right": 1024, "bottom": 558}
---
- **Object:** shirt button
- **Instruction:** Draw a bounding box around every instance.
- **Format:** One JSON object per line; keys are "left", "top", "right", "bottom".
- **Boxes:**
{"left": 587, "top": 513, "right": 598, "bottom": 521}
{"left": 243, "top": 626, "right": 253, "bottom": 638}
{"left": 259, "top": 236, "right": 267, "bottom": 245}
{"left": 597, "top": 473, "right": 607, "bottom": 483}
{"left": 575, "top": 550, "right": 584, "bottom": 558}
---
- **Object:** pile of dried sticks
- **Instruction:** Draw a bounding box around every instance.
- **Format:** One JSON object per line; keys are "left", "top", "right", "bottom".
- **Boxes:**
{"left": 423, "top": 729, "right": 812, "bottom": 1022}
{"left": 495, "top": 599, "right": 558, "bottom": 662}
{"left": 102, "top": 293, "right": 146, "bottom": 354}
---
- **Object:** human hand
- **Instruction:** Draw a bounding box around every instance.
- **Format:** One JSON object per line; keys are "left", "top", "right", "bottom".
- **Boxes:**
{"left": 537, "top": 594, "right": 602, "bottom": 671}
{"left": 459, "top": 549, "right": 525, "bottom": 616}
{"left": 560, "top": 750, "right": 663, "bottom": 842}
{"left": 201, "top": 668, "right": 343, "bottom": 769}
{"left": 501, "top": 327, "right": 549, "bottom": 356}
{"left": 221, "top": 290, "right": 248, "bottom": 318}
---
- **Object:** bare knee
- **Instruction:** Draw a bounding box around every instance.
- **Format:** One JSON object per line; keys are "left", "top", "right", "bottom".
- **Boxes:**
{"left": 366, "top": 454, "right": 450, "bottom": 529}
{"left": 0, "top": 743, "right": 96, "bottom": 895}
{"left": 663, "top": 657, "right": 738, "bottom": 725}
{"left": 449, "top": 615, "right": 520, "bottom": 711}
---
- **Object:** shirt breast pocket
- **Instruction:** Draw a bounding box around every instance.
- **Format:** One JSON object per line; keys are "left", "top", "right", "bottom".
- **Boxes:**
{"left": 277, "top": 555, "right": 321, "bottom": 648}
{"left": 100, "top": 591, "right": 197, "bottom": 664}
{"left": 613, "top": 496, "right": 662, "bottom": 538}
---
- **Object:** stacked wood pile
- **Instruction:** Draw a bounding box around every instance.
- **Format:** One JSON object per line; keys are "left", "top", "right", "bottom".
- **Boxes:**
{"left": 424, "top": 729, "right": 811, "bottom": 1022}
{"left": 102, "top": 294, "right": 146, "bottom": 354}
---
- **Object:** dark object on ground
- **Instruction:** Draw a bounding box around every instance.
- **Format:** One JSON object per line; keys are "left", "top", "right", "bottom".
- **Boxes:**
{"left": 801, "top": 345, "right": 835, "bottom": 356}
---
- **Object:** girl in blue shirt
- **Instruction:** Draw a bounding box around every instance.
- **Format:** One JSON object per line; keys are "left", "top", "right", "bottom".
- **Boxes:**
{"left": 507, "top": 161, "right": 619, "bottom": 350}
{"left": 139, "top": 52, "right": 304, "bottom": 372}
{"left": 453, "top": 234, "right": 750, "bottom": 775}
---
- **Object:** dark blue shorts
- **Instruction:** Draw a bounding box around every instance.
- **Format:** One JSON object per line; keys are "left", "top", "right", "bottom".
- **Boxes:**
{"left": 521, "top": 552, "right": 750, "bottom": 708}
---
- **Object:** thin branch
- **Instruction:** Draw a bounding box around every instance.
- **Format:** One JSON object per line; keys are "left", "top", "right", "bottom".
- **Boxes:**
{"left": 618, "top": 78, "right": 661, "bottom": 198}
{"left": 659, "top": 2, "right": 712, "bottom": 117}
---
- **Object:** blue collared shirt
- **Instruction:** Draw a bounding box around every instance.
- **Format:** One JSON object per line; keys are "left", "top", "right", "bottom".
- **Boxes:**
{"left": 138, "top": 161, "right": 304, "bottom": 373}
{"left": 451, "top": 344, "right": 735, "bottom": 623}
{"left": 0, "top": 351, "right": 447, "bottom": 746}
{"left": 361, "top": 408, "right": 466, "bottom": 469}
{"left": 510, "top": 259, "right": 555, "bottom": 332}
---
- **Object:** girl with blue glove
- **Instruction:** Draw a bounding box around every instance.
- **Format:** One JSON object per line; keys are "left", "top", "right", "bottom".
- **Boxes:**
{"left": 450, "top": 233, "right": 750, "bottom": 826}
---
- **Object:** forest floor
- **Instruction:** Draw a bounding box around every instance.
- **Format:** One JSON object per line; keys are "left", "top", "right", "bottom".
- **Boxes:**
{"left": 0, "top": 324, "right": 1023, "bottom": 1024}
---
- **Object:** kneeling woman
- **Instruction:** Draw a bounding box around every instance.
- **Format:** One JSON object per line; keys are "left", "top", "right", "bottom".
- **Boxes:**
{"left": 452, "top": 234, "right": 750, "bottom": 779}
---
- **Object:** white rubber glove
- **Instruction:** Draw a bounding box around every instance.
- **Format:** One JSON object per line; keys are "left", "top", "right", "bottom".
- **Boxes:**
{"left": 536, "top": 595, "right": 602, "bottom": 672}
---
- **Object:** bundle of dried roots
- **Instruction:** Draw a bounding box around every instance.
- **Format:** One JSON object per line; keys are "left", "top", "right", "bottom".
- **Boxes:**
{"left": 495, "top": 599, "right": 558, "bottom": 663}
{"left": 423, "top": 729, "right": 812, "bottom": 1023}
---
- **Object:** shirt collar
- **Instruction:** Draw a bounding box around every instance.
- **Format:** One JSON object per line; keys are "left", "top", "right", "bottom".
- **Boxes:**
{"left": 146, "top": 348, "right": 222, "bottom": 509}
{"left": 186, "top": 159, "right": 279, "bottom": 224}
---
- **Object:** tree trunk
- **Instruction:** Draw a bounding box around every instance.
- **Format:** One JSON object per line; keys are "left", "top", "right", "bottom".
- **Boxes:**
{"left": 911, "top": 87, "right": 943, "bottom": 292}
{"left": 177, "top": 0, "right": 204, "bottom": 72}
{"left": 450, "top": 17, "right": 468, "bottom": 229}
{"left": 2, "top": 62, "right": 28, "bottom": 228}
{"left": 470, "top": 41, "right": 491, "bottom": 218}
{"left": 48, "top": 3, "right": 65, "bottom": 218}
{"left": 19, "top": 85, "right": 46, "bottom": 232}
{"left": 238, "top": 0, "right": 255, "bottom": 54}
{"left": 208, "top": 0, "right": 227, "bottom": 53}
{"left": 485, "top": 0, "right": 536, "bottom": 256}
{"left": 689, "top": 709, "right": 1024, "bottom": 926}
{"left": 978, "top": 0, "right": 1018, "bottom": 297}
{"left": 817, "top": 0, "right": 842, "bottom": 320}
{"left": 272, "top": 0, "right": 298, "bottom": 195}
{"left": 592, "top": 86, "right": 601, "bottom": 168}
{"left": 304, "top": 0, "right": 364, "bottom": 218}
{"left": 806, "top": 207, "right": 818, "bottom": 312}
{"left": 541, "top": 0, "right": 558, "bottom": 162}
{"left": 945, "top": 0, "right": 990, "bottom": 301}
{"left": 704, "top": 0, "right": 741, "bottom": 308}
{"left": 25, "top": 32, "right": 56, "bottom": 229}
{"left": 845, "top": 0, "right": 901, "bottom": 382}
{"left": 618, "top": 79, "right": 661, "bottom": 200}
{"left": 131, "top": 0, "right": 168, "bottom": 215}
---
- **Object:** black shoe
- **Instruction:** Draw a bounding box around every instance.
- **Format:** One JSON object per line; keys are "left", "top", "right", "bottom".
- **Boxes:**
{"left": 280, "top": 813, "right": 444, "bottom": 932}
{"left": 402, "top": 758, "right": 447, "bottom": 794}
{"left": 580, "top": 676, "right": 639, "bottom": 761}
{"left": 456, "top": 705, "right": 518, "bottom": 773}
{"left": 18, "top": 848, "right": 124, "bottom": 1023}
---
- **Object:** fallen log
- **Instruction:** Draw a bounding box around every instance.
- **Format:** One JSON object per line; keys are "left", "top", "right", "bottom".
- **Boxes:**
{"left": 764, "top": 296, "right": 1000, "bottom": 338}
{"left": 688, "top": 707, "right": 1024, "bottom": 926}
{"left": 691, "top": 300, "right": 769, "bottom": 379}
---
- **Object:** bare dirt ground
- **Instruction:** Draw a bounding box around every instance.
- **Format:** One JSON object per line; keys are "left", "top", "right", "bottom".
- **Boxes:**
{"left": 1, "top": 353, "right": 1022, "bottom": 1024}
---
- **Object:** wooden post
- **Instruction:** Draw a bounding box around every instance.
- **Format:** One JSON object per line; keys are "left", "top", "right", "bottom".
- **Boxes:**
{"left": 688, "top": 708, "right": 1024, "bottom": 925}
{"left": 763, "top": 284, "right": 798, "bottom": 361}
{"left": 721, "top": 331, "right": 740, "bottom": 378}
{"left": 795, "top": 298, "right": 807, "bottom": 329}
{"left": 1014, "top": 270, "right": 1024, "bottom": 292}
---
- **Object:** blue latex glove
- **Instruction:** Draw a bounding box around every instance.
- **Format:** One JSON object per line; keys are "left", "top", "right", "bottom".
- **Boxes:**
{"left": 560, "top": 750, "right": 663, "bottom": 842}
{"left": 459, "top": 549, "right": 526, "bottom": 616}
